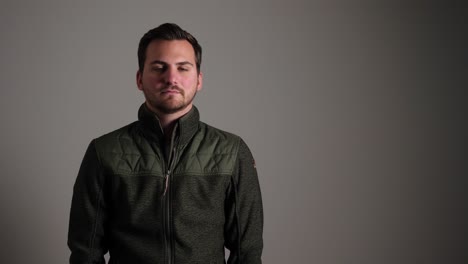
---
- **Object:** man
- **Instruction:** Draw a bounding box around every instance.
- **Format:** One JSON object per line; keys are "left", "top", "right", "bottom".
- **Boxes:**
{"left": 68, "top": 23, "right": 263, "bottom": 264}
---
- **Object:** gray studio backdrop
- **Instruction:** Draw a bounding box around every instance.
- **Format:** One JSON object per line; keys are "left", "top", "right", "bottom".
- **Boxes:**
{"left": 0, "top": 1, "right": 466, "bottom": 264}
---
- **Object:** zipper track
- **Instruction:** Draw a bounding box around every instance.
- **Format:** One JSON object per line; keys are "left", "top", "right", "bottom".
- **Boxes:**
{"left": 163, "top": 126, "right": 178, "bottom": 264}
{"left": 163, "top": 169, "right": 172, "bottom": 264}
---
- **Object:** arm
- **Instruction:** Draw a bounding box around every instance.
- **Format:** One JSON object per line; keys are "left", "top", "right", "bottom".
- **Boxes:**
{"left": 68, "top": 140, "right": 109, "bottom": 264}
{"left": 225, "top": 139, "right": 264, "bottom": 264}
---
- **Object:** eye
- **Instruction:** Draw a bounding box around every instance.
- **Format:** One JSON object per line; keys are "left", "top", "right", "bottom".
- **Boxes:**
{"left": 178, "top": 67, "right": 189, "bottom": 72}
{"left": 151, "top": 65, "right": 165, "bottom": 72}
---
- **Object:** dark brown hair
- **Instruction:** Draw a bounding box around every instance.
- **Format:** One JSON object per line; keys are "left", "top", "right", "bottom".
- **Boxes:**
{"left": 138, "top": 23, "right": 202, "bottom": 73}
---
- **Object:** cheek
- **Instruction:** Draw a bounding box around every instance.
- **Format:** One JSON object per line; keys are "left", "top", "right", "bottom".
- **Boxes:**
{"left": 143, "top": 75, "right": 164, "bottom": 85}
{"left": 182, "top": 76, "right": 199, "bottom": 88}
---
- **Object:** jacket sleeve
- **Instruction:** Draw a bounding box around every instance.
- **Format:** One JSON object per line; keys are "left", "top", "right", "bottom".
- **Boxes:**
{"left": 225, "top": 139, "right": 264, "bottom": 264}
{"left": 68, "top": 140, "right": 109, "bottom": 264}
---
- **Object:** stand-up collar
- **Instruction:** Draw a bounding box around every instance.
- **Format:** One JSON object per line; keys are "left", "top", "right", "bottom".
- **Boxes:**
{"left": 137, "top": 103, "right": 200, "bottom": 147}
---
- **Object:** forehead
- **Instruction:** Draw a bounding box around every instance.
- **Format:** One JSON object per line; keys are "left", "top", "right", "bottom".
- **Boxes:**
{"left": 145, "top": 40, "right": 196, "bottom": 63}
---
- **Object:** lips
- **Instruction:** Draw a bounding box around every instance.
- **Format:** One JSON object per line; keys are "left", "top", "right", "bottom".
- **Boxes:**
{"left": 161, "top": 86, "right": 183, "bottom": 95}
{"left": 162, "top": 89, "right": 180, "bottom": 94}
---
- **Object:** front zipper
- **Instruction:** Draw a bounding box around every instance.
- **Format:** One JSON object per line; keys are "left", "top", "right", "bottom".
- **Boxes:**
{"left": 162, "top": 171, "right": 170, "bottom": 196}
{"left": 163, "top": 125, "right": 179, "bottom": 264}
{"left": 162, "top": 169, "right": 171, "bottom": 264}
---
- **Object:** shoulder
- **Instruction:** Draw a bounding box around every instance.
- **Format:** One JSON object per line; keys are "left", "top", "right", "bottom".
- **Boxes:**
{"left": 203, "top": 124, "right": 257, "bottom": 167}
{"left": 178, "top": 121, "right": 245, "bottom": 161}
{"left": 197, "top": 122, "right": 243, "bottom": 151}
{"left": 199, "top": 122, "right": 241, "bottom": 142}
{"left": 199, "top": 122, "right": 254, "bottom": 154}
{"left": 93, "top": 121, "right": 142, "bottom": 152}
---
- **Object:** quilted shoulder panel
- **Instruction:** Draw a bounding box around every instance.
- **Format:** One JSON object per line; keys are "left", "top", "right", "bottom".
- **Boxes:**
{"left": 174, "top": 122, "right": 240, "bottom": 176}
{"left": 94, "top": 122, "right": 164, "bottom": 176}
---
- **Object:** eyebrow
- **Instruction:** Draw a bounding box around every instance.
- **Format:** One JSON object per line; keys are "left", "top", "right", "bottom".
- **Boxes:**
{"left": 150, "top": 60, "right": 194, "bottom": 67}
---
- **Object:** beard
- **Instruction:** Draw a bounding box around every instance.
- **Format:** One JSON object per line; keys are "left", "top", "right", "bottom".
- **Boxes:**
{"left": 146, "top": 85, "right": 198, "bottom": 114}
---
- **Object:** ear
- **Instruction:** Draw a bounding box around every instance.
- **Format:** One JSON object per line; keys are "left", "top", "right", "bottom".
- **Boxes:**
{"left": 197, "top": 72, "right": 203, "bottom": 91}
{"left": 136, "top": 70, "right": 143, "bottom": 91}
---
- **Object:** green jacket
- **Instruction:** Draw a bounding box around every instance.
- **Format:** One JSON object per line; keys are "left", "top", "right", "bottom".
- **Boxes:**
{"left": 68, "top": 104, "right": 263, "bottom": 264}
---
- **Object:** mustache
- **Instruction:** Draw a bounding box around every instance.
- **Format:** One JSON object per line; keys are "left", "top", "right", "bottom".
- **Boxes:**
{"left": 161, "top": 86, "right": 183, "bottom": 94}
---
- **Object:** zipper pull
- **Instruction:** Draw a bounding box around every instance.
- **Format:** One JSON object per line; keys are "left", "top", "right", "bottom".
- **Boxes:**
{"left": 162, "top": 171, "right": 170, "bottom": 197}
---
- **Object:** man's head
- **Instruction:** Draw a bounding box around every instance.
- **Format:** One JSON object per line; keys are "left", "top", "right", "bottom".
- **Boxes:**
{"left": 138, "top": 23, "right": 202, "bottom": 73}
{"left": 136, "top": 23, "right": 203, "bottom": 117}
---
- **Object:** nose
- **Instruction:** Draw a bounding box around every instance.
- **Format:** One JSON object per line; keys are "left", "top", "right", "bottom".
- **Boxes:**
{"left": 163, "top": 66, "right": 178, "bottom": 85}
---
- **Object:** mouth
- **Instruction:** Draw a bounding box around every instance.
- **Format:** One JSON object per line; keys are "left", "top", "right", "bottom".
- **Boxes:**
{"left": 161, "top": 89, "right": 181, "bottom": 95}
{"left": 161, "top": 85, "right": 183, "bottom": 93}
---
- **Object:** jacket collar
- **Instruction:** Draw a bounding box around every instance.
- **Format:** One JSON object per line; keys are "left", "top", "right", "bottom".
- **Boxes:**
{"left": 137, "top": 103, "right": 200, "bottom": 147}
